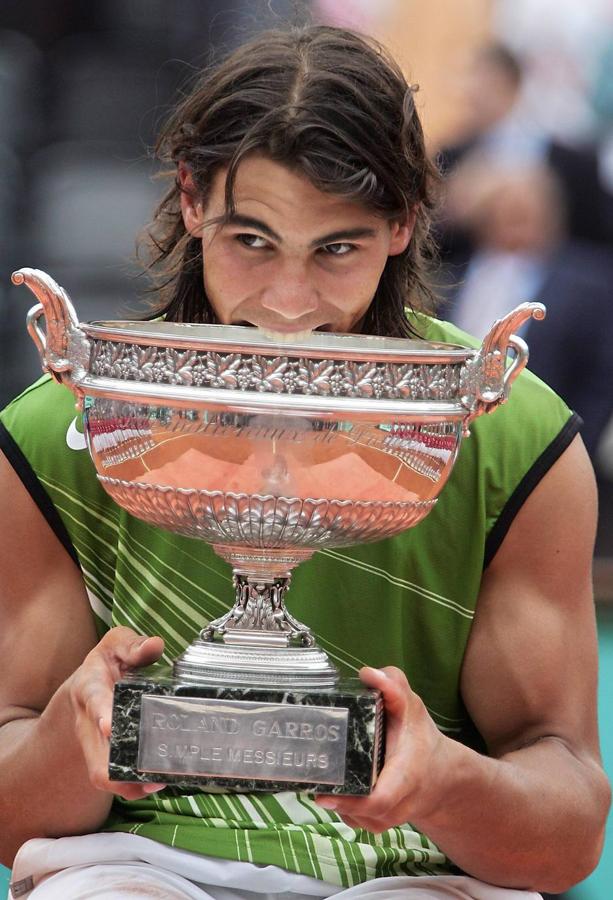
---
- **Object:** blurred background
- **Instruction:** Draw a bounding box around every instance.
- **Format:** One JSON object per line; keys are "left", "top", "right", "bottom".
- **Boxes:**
{"left": 0, "top": 2, "right": 611, "bottom": 898}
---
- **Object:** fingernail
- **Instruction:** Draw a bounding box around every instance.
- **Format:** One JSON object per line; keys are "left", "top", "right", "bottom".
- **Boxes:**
{"left": 316, "top": 797, "right": 338, "bottom": 809}
{"left": 366, "top": 666, "right": 388, "bottom": 678}
{"left": 143, "top": 783, "right": 166, "bottom": 794}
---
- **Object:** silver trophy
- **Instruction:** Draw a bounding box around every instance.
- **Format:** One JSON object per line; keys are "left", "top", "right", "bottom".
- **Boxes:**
{"left": 13, "top": 267, "right": 544, "bottom": 794}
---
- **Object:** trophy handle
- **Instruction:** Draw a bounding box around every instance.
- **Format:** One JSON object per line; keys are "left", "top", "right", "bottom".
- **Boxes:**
{"left": 460, "top": 301, "right": 546, "bottom": 431}
{"left": 11, "top": 268, "right": 90, "bottom": 403}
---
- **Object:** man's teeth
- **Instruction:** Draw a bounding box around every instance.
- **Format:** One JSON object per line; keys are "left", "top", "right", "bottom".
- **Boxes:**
{"left": 257, "top": 328, "right": 315, "bottom": 343}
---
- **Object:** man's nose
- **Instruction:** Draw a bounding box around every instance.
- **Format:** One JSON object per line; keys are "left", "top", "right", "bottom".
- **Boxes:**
{"left": 260, "top": 260, "right": 319, "bottom": 319}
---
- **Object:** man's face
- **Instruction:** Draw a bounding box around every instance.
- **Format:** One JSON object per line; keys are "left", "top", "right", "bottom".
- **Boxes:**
{"left": 180, "top": 155, "right": 413, "bottom": 337}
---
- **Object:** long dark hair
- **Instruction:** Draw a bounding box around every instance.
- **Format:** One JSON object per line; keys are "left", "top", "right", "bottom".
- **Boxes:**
{"left": 143, "top": 25, "right": 441, "bottom": 337}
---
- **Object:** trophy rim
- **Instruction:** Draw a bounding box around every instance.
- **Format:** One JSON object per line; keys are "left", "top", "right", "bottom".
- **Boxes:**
{"left": 82, "top": 320, "right": 474, "bottom": 363}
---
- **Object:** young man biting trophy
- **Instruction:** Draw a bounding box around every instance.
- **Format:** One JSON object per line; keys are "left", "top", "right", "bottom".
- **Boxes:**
{"left": 0, "top": 25, "right": 609, "bottom": 900}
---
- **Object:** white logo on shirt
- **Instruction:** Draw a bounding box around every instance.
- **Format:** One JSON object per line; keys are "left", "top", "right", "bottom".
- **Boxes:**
{"left": 66, "top": 417, "right": 87, "bottom": 451}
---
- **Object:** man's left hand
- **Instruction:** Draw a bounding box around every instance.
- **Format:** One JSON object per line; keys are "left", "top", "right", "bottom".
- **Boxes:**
{"left": 316, "top": 665, "right": 448, "bottom": 832}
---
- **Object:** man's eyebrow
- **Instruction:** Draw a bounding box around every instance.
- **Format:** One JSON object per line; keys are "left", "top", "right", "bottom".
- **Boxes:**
{"left": 310, "top": 227, "right": 378, "bottom": 247}
{"left": 223, "top": 214, "right": 281, "bottom": 242}
{"left": 222, "top": 214, "right": 377, "bottom": 247}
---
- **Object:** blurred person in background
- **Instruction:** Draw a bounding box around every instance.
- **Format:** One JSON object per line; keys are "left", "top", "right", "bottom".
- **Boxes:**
{"left": 442, "top": 161, "right": 613, "bottom": 460}
{"left": 0, "top": 23, "right": 609, "bottom": 900}
{"left": 438, "top": 41, "right": 611, "bottom": 256}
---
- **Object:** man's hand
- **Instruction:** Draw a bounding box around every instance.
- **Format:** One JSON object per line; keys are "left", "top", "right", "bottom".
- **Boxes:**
{"left": 68, "top": 626, "right": 167, "bottom": 800}
{"left": 316, "top": 665, "right": 448, "bottom": 831}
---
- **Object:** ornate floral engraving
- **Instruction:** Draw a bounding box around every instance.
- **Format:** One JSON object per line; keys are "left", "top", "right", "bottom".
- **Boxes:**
{"left": 90, "top": 340, "right": 466, "bottom": 402}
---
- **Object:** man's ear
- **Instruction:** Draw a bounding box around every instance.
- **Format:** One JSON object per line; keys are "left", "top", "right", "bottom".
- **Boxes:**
{"left": 178, "top": 162, "right": 205, "bottom": 236}
{"left": 388, "top": 207, "right": 418, "bottom": 256}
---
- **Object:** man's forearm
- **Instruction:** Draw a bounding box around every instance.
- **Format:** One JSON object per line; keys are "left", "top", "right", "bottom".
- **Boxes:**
{"left": 412, "top": 735, "right": 610, "bottom": 893}
{"left": 0, "top": 681, "right": 113, "bottom": 867}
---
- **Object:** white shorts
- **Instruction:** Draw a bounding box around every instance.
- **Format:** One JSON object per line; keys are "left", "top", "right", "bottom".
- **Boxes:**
{"left": 10, "top": 833, "right": 542, "bottom": 900}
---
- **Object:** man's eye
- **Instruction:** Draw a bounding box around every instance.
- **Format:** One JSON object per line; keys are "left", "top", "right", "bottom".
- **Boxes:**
{"left": 236, "top": 233, "right": 269, "bottom": 249}
{"left": 321, "top": 242, "right": 355, "bottom": 256}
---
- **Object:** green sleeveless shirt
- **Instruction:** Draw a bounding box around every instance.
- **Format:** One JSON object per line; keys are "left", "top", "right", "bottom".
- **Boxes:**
{"left": 0, "top": 316, "right": 578, "bottom": 886}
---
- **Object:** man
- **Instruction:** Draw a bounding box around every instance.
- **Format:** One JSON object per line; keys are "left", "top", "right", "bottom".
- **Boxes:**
{"left": 0, "top": 25, "right": 609, "bottom": 900}
{"left": 442, "top": 160, "right": 613, "bottom": 459}
{"left": 437, "top": 41, "right": 610, "bottom": 256}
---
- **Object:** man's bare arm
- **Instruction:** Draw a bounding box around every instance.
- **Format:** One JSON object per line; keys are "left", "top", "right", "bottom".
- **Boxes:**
{"left": 317, "top": 436, "right": 610, "bottom": 893}
{"left": 0, "top": 451, "right": 163, "bottom": 866}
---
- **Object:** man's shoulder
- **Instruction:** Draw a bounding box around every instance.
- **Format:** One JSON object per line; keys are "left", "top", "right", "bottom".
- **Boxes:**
{"left": 408, "top": 310, "right": 576, "bottom": 466}
{"left": 409, "top": 311, "right": 479, "bottom": 348}
{"left": 1, "top": 375, "right": 90, "bottom": 469}
{"left": 1, "top": 374, "right": 76, "bottom": 421}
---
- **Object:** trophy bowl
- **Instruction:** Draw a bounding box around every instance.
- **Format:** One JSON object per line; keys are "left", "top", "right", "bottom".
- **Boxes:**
{"left": 13, "top": 267, "right": 545, "bottom": 794}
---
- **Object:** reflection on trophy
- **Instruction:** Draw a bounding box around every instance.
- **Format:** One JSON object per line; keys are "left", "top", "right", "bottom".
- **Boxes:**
{"left": 13, "top": 267, "right": 545, "bottom": 795}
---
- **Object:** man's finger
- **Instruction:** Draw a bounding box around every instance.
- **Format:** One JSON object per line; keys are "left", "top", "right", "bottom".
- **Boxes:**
{"left": 123, "top": 634, "right": 165, "bottom": 671}
{"left": 359, "top": 666, "right": 412, "bottom": 719}
{"left": 337, "top": 813, "right": 390, "bottom": 834}
{"left": 96, "top": 629, "right": 164, "bottom": 670}
{"left": 317, "top": 752, "right": 414, "bottom": 820}
{"left": 109, "top": 780, "right": 167, "bottom": 800}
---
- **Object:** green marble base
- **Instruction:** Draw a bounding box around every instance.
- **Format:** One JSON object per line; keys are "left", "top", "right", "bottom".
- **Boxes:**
{"left": 109, "top": 669, "right": 384, "bottom": 795}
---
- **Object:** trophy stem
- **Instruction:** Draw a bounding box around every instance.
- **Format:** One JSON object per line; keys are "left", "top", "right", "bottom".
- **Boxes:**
{"left": 173, "top": 545, "right": 339, "bottom": 688}
{"left": 202, "top": 573, "right": 315, "bottom": 647}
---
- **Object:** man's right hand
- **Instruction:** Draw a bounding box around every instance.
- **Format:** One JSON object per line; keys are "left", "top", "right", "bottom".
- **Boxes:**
{"left": 68, "top": 626, "right": 166, "bottom": 800}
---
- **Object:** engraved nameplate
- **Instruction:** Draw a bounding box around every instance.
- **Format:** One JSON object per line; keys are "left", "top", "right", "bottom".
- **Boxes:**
{"left": 138, "top": 695, "right": 349, "bottom": 784}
